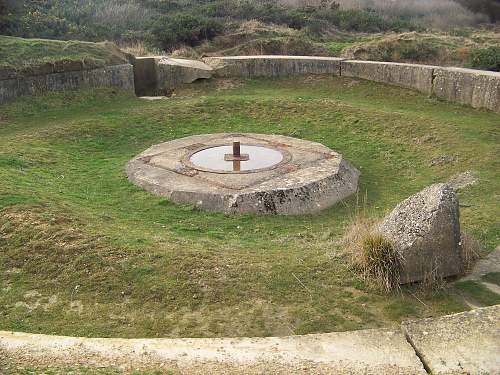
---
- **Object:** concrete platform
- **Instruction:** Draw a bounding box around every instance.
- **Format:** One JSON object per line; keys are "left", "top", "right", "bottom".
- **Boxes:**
{"left": 127, "top": 133, "right": 360, "bottom": 215}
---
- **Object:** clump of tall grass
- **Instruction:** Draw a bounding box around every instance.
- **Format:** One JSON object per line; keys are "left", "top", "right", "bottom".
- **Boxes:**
{"left": 460, "top": 231, "right": 483, "bottom": 273}
{"left": 342, "top": 215, "right": 402, "bottom": 293}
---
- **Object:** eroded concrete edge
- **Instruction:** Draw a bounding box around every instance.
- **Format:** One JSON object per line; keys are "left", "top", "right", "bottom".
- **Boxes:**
{"left": 402, "top": 305, "right": 500, "bottom": 375}
{"left": 0, "top": 327, "right": 425, "bottom": 374}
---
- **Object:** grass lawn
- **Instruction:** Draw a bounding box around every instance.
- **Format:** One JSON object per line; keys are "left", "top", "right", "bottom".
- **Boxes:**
{"left": 0, "top": 75, "right": 498, "bottom": 338}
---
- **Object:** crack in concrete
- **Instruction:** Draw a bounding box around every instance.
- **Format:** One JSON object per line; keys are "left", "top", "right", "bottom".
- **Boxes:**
{"left": 404, "top": 330, "right": 432, "bottom": 374}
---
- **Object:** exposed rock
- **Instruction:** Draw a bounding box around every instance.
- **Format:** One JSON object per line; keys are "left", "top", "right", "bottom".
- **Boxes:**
{"left": 430, "top": 154, "right": 455, "bottom": 166}
{"left": 447, "top": 171, "right": 478, "bottom": 191}
{"left": 380, "top": 183, "right": 462, "bottom": 284}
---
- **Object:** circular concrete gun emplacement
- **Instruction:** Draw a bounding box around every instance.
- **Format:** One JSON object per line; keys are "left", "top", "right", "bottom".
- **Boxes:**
{"left": 127, "top": 133, "right": 360, "bottom": 214}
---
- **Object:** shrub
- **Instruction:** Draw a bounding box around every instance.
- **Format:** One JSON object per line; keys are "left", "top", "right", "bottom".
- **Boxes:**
{"left": 151, "top": 14, "right": 224, "bottom": 51}
{"left": 397, "top": 40, "right": 439, "bottom": 62}
{"left": 468, "top": 46, "right": 500, "bottom": 72}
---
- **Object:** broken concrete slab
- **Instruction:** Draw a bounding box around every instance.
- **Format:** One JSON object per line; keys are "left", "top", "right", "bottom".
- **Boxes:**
{"left": 433, "top": 67, "right": 500, "bottom": 113}
{"left": 133, "top": 56, "right": 213, "bottom": 95}
{"left": 341, "top": 60, "right": 436, "bottom": 94}
{"left": 0, "top": 328, "right": 426, "bottom": 374}
{"left": 203, "top": 55, "right": 343, "bottom": 78}
{"left": 380, "top": 183, "right": 462, "bottom": 284}
{"left": 403, "top": 305, "right": 500, "bottom": 375}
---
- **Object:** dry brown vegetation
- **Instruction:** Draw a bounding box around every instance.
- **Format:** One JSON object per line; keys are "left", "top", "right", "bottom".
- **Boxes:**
{"left": 342, "top": 215, "right": 402, "bottom": 293}
{"left": 460, "top": 231, "right": 484, "bottom": 273}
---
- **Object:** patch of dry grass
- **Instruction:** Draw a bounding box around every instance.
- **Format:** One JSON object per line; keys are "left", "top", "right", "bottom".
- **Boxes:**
{"left": 460, "top": 231, "right": 484, "bottom": 273}
{"left": 342, "top": 215, "right": 401, "bottom": 293}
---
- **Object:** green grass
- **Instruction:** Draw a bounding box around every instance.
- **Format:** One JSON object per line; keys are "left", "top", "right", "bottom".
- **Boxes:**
{"left": 0, "top": 75, "right": 498, "bottom": 339}
{"left": 455, "top": 280, "right": 500, "bottom": 306}
{"left": 0, "top": 36, "right": 129, "bottom": 73}
{"left": 482, "top": 272, "right": 500, "bottom": 286}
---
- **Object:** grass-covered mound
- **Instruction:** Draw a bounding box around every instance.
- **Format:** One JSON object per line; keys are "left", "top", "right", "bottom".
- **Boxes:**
{"left": 0, "top": 36, "right": 130, "bottom": 78}
{"left": 0, "top": 76, "right": 498, "bottom": 338}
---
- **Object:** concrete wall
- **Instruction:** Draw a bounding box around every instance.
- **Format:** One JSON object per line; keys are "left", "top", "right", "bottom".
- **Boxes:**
{"left": 133, "top": 57, "right": 213, "bottom": 96}
{"left": 433, "top": 67, "right": 500, "bottom": 112}
{"left": 203, "top": 55, "right": 343, "bottom": 78}
{"left": 341, "top": 60, "right": 436, "bottom": 95}
{"left": 0, "top": 64, "right": 135, "bottom": 104}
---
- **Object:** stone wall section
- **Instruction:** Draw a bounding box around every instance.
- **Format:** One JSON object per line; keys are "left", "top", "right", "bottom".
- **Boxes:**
{"left": 433, "top": 67, "right": 500, "bottom": 112}
{"left": 0, "top": 64, "right": 134, "bottom": 104}
{"left": 203, "top": 55, "right": 343, "bottom": 78}
{"left": 1, "top": 55, "right": 499, "bottom": 114}
{"left": 341, "top": 60, "right": 436, "bottom": 95}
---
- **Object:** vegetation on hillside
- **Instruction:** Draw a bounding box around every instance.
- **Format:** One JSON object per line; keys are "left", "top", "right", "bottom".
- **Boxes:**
{"left": 1, "top": 0, "right": 498, "bottom": 70}
{"left": 0, "top": 35, "right": 129, "bottom": 74}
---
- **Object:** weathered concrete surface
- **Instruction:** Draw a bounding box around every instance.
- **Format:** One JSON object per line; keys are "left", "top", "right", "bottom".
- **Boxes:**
{"left": 433, "top": 67, "right": 500, "bottom": 113}
{"left": 380, "top": 184, "right": 462, "bottom": 284}
{"left": 203, "top": 55, "right": 343, "bottom": 78}
{"left": 0, "top": 328, "right": 425, "bottom": 374}
{"left": 0, "top": 64, "right": 135, "bottom": 104}
{"left": 341, "top": 60, "right": 436, "bottom": 94}
{"left": 133, "top": 56, "right": 213, "bottom": 95}
{"left": 126, "top": 133, "right": 360, "bottom": 215}
{"left": 403, "top": 305, "right": 500, "bottom": 375}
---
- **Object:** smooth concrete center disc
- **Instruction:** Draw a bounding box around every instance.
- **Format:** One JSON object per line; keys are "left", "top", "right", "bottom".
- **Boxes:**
{"left": 127, "top": 133, "right": 360, "bottom": 215}
{"left": 188, "top": 144, "right": 285, "bottom": 173}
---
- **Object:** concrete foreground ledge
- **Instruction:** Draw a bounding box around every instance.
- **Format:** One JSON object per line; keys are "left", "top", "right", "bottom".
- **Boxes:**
{"left": 0, "top": 328, "right": 425, "bottom": 374}
{"left": 1, "top": 305, "right": 499, "bottom": 374}
{"left": 403, "top": 304, "right": 500, "bottom": 375}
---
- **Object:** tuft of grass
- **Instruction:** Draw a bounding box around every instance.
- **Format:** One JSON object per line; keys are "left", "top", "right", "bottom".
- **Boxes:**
{"left": 460, "top": 231, "right": 484, "bottom": 273}
{"left": 343, "top": 216, "right": 401, "bottom": 293}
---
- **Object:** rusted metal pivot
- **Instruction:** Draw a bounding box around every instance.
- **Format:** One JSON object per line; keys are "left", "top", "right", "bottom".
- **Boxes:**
{"left": 224, "top": 141, "right": 249, "bottom": 162}
{"left": 233, "top": 141, "right": 241, "bottom": 157}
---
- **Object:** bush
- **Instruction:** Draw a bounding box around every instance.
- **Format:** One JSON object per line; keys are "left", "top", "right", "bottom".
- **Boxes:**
{"left": 151, "top": 14, "right": 224, "bottom": 51}
{"left": 468, "top": 46, "right": 500, "bottom": 72}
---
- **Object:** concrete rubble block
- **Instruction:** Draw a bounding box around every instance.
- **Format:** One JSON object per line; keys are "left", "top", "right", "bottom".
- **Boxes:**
{"left": 133, "top": 56, "right": 213, "bottom": 95}
{"left": 0, "top": 64, "right": 135, "bottom": 104}
{"left": 341, "top": 60, "right": 436, "bottom": 94}
{"left": 403, "top": 305, "right": 500, "bottom": 375}
{"left": 203, "top": 55, "right": 344, "bottom": 78}
{"left": 0, "top": 328, "right": 426, "bottom": 374}
{"left": 433, "top": 67, "right": 500, "bottom": 113}
{"left": 379, "top": 183, "right": 462, "bottom": 284}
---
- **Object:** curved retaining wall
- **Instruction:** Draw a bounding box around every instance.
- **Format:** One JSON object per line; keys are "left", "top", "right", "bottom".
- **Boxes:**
{"left": 204, "top": 55, "right": 343, "bottom": 78}
{"left": 1, "top": 305, "right": 498, "bottom": 374}
{"left": 203, "top": 56, "right": 500, "bottom": 113}
{"left": 0, "top": 64, "right": 135, "bottom": 104}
